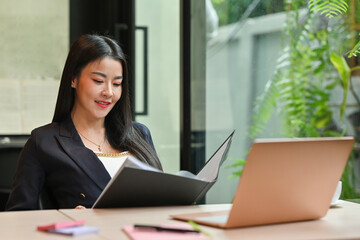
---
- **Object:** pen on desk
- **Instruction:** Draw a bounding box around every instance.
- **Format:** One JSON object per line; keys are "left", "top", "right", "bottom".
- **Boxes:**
{"left": 134, "top": 224, "right": 200, "bottom": 233}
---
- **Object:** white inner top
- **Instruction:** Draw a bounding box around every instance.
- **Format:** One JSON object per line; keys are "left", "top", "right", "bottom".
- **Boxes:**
{"left": 96, "top": 151, "right": 130, "bottom": 178}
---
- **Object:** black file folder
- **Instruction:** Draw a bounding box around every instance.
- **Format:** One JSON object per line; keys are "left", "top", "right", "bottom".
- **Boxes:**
{"left": 92, "top": 131, "right": 234, "bottom": 208}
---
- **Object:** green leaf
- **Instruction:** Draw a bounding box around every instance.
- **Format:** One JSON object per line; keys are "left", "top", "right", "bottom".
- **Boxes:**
{"left": 249, "top": 71, "right": 280, "bottom": 138}
{"left": 330, "top": 52, "right": 351, "bottom": 120}
{"left": 347, "top": 37, "right": 360, "bottom": 57}
{"left": 308, "top": 0, "right": 348, "bottom": 18}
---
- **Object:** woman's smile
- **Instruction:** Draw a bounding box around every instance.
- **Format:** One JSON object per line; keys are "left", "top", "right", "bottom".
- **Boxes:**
{"left": 95, "top": 100, "right": 111, "bottom": 108}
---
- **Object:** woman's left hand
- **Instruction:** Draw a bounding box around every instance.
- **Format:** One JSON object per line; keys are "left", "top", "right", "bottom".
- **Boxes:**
{"left": 75, "top": 205, "right": 86, "bottom": 209}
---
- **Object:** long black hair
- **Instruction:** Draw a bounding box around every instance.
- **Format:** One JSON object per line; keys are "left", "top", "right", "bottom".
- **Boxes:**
{"left": 52, "top": 34, "right": 162, "bottom": 170}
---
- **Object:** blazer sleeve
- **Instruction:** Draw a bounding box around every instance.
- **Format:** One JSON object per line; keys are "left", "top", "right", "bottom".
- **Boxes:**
{"left": 5, "top": 131, "right": 45, "bottom": 210}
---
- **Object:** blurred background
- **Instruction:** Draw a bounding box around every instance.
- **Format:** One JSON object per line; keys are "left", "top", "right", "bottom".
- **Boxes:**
{"left": 1, "top": 0, "right": 359, "bottom": 210}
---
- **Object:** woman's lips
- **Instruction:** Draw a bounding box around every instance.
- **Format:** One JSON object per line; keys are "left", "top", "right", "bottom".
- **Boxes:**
{"left": 95, "top": 100, "right": 111, "bottom": 108}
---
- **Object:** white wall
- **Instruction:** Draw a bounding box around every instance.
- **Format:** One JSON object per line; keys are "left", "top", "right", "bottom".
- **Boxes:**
{"left": 135, "top": 0, "right": 180, "bottom": 173}
{"left": 0, "top": 0, "right": 69, "bottom": 133}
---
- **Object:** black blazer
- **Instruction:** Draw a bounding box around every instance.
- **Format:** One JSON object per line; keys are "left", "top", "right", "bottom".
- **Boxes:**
{"left": 5, "top": 116, "right": 157, "bottom": 210}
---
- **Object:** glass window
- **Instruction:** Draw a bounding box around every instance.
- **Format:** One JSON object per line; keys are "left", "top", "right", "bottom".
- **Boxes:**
{"left": 197, "top": 0, "right": 286, "bottom": 203}
{"left": 191, "top": 0, "right": 360, "bottom": 203}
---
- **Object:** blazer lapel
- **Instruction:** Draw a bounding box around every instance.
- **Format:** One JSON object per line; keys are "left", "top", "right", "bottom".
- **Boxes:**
{"left": 56, "top": 116, "right": 111, "bottom": 190}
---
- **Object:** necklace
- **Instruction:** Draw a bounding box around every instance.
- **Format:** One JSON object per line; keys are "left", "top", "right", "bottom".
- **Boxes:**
{"left": 78, "top": 131, "right": 106, "bottom": 152}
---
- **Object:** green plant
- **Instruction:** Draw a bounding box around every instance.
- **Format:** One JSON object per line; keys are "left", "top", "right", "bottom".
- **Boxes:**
{"left": 251, "top": 0, "right": 350, "bottom": 138}
{"left": 330, "top": 52, "right": 360, "bottom": 109}
{"left": 309, "top": 0, "right": 360, "bottom": 199}
{"left": 308, "top": 0, "right": 360, "bottom": 55}
{"left": 231, "top": 0, "right": 360, "bottom": 199}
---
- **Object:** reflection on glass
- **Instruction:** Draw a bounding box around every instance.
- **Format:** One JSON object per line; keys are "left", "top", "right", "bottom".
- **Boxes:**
{"left": 201, "top": 0, "right": 286, "bottom": 203}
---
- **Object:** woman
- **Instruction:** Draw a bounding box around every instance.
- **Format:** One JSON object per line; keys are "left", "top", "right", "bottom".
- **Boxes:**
{"left": 6, "top": 34, "right": 162, "bottom": 210}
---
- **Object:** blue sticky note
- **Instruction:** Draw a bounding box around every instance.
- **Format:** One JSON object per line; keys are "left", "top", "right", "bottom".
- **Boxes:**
{"left": 48, "top": 226, "right": 99, "bottom": 236}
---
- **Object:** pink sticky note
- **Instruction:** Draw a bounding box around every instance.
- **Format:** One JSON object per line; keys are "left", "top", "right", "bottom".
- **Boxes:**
{"left": 37, "top": 219, "right": 86, "bottom": 231}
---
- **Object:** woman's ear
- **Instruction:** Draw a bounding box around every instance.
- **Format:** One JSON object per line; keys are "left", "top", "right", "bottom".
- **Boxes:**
{"left": 71, "top": 77, "right": 77, "bottom": 88}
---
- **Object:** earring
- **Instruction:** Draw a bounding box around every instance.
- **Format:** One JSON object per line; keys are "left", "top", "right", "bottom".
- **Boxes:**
{"left": 71, "top": 83, "right": 75, "bottom": 88}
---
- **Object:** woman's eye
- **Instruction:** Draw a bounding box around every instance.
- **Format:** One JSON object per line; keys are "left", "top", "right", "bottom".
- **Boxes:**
{"left": 93, "top": 79, "right": 103, "bottom": 84}
{"left": 113, "top": 83, "right": 122, "bottom": 87}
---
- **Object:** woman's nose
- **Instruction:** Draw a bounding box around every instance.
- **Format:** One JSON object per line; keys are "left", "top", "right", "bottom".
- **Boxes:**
{"left": 102, "top": 84, "right": 113, "bottom": 98}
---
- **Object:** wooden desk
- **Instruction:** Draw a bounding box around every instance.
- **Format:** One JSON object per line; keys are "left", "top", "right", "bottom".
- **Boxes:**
{"left": 59, "top": 200, "right": 360, "bottom": 240}
{"left": 0, "top": 209, "right": 98, "bottom": 240}
{"left": 1, "top": 201, "right": 359, "bottom": 239}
